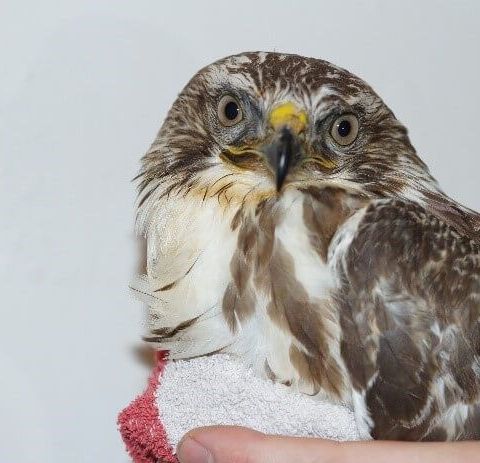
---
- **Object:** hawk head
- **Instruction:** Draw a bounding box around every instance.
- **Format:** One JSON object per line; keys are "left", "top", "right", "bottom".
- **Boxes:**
{"left": 137, "top": 51, "right": 479, "bottom": 238}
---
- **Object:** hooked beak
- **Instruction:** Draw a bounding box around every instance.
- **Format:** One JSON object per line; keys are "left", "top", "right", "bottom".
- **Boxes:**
{"left": 265, "top": 127, "right": 297, "bottom": 191}
{"left": 264, "top": 102, "right": 307, "bottom": 192}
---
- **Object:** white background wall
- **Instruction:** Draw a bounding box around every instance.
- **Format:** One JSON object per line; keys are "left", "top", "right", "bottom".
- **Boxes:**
{"left": 0, "top": 1, "right": 479, "bottom": 461}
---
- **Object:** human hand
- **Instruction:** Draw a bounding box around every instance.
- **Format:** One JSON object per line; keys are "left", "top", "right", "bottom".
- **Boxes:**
{"left": 176, "top": 425, "right": 343, "bottom": 463}
{"left": 176, "top": 426, "right": 480, "bottom": 463}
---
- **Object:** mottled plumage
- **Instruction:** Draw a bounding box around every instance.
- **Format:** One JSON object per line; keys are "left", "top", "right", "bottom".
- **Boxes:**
{"left": 132, "top": 52, "right": 480, "bottom": 440}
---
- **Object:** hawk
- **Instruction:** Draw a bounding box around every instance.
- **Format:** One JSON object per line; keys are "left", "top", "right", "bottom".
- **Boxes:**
{"left": 132, "top": 52, "right": 480, "bottom": 441}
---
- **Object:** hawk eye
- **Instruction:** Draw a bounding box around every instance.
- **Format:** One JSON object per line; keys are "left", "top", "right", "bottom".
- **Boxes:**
{"left": 217, "top": 95, "right": 243, "bottom": 126}
{"left": 330, "top": 114, "right": 359, "bottom": 146}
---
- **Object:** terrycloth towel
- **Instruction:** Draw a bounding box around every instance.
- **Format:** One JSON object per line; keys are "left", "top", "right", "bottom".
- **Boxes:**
{"left": 118, "top": 353, "right": 360, "bottom": 463}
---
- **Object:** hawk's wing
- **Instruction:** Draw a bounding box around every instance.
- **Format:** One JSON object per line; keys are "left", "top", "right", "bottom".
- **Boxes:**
{"left": 334, "top": 199, "right": 480, "bottom": 441}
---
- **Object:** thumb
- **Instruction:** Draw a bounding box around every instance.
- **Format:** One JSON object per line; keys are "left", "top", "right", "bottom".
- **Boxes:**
{"left": 176, "top": 425, "right": 340, "bottom": 463}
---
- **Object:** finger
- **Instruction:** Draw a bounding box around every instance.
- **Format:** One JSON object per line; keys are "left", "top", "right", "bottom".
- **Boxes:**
{"left": 176, "top": 425, "right": 340, "bottom": 463}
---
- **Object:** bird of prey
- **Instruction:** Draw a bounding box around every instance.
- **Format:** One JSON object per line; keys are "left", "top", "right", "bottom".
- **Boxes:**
{"left": 132, "top": 52, "right": 480, "bottom": 441}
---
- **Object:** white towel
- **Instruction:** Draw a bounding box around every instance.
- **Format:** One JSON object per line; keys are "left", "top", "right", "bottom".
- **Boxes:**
{"left": 157, "top": 354, "right": 360, "bottom": 450}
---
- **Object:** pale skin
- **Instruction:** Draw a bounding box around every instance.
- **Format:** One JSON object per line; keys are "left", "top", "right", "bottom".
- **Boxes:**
{"left": 176, "top": 426, "right": 480, "bottom": 463}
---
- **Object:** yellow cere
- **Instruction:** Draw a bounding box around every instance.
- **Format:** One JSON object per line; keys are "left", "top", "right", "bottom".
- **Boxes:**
{"left": 268, "top": 102, "right": 308, "bottom": 135}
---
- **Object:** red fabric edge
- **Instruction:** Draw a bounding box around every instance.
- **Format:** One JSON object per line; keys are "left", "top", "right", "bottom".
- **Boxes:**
{"left": 118, "top": 351, "right": 178, "bottom": 463}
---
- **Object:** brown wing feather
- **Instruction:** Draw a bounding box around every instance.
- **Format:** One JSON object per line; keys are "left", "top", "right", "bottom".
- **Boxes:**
{"left": 423, "top": 190, "right": 480, "bottom": 242}
{"left": 338, "top": 199, "right": 480, "bottom": 440}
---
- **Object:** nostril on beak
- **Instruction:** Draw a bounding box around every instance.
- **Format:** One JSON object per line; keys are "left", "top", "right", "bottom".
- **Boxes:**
{"left": 268, "top": 102, "right": 308, "bottom": 136}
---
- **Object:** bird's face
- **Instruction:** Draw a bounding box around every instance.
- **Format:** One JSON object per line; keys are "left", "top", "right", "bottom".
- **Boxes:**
{"left": 139, "top": 52, "right": 438, "bottom": 210}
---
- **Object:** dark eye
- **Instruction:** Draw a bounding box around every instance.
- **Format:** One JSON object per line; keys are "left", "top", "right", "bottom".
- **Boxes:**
{"left": 330, "top": 114, "right": 359, "bottom": 146}
{"left": 217, "top": 95, "right": 243, "bottom": 126}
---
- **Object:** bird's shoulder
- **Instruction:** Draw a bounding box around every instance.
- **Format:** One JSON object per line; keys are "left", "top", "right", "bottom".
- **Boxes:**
{"left": 335, "top": 197, "right": 480, "bottom": 281}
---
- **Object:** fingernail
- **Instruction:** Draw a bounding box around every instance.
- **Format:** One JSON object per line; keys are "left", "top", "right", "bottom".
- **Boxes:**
{"left": 177, "top": 436, "right": 214, "bottom": 463}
